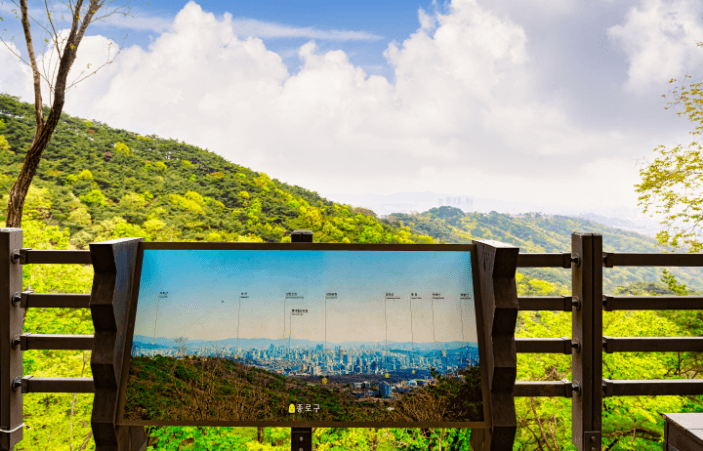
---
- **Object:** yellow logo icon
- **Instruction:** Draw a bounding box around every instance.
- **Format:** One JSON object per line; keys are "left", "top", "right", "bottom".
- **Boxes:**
{"left": 289, "top": 404, "right": 296, "bottom": 413}
{"left": 385, "top": 373, "right": 389, "bottom": 378}
{"left": 412, "top": 370, "right": 415, "bottom": 374}
{"left": 322, "top": 377, "right": 328, "bottom": 384}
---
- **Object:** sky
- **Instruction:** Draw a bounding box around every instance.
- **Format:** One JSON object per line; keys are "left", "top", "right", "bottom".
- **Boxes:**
{"left": 1, "top": 0, "right": 703, "bottom": 224}
{"left": 133, "top": 249, "right": 478, "bottom": 344}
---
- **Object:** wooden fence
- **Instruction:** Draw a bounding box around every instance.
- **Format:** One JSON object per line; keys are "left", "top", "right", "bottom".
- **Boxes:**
{"left": 2, "top": 229, "right": 703, "bottom": 450}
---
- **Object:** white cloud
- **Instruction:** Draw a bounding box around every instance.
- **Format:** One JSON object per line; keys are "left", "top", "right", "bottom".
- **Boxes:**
{"left": 608, "top": 0, "right": 703, "bottom": 94}
{"left": 0, "top": 41, "right": 33, "bottom": 101}
{"left": 418, "top": 8, "right": 437, "bottom": 32}
{"left": 228, "top": 17, "right": 382, "bottom": 41}
{"left": 0, "top": 0, "right": 682, "bottom": 216}
{"left": 4, "top": 28, "right": 122, "bottom": 108}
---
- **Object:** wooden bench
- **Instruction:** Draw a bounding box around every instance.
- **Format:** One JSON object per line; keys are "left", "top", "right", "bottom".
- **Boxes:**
{"left": 663, "top": 413, "right": 703, "bottom": 451}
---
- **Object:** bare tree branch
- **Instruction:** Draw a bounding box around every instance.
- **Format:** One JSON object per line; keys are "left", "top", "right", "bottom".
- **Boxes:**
{"left": 19, "top": 0, "right": 45, "bottom": 135}
{"left": 5, "top": 0, "right": 138, "bottom": 228}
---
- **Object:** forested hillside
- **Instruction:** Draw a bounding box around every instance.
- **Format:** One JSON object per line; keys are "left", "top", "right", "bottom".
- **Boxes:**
{"left": 0, "top": 93, "right": 441, "bottom": 247}
{"left": 381, "top": 207, "right": 703, "bottom": 292}
{"left": 2, "top": 92, "right": 702, "bottom": 451}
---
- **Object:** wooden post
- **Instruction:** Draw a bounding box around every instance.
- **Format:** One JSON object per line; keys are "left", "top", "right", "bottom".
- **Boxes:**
{"left": 571, "top": 233, "right": 602, "bottom": 451}
{"left": 89, "top": 237, "right": 147, "bottom": 451}
{"left": 0, "top": 229, "right": 24, "bottom": 451}
{"left": 472, "top": 239, "right": 519, "bottom": 451}
{"left": 290, "top": 230, "right": 313, "bottom": 451}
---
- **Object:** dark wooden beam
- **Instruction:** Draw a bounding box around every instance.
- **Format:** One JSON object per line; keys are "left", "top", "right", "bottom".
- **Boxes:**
{"left": 517, "top": 253, "right": 572, "bottom": 268}
{"left": 18, "top": 376, "right": 94, "bottom": 393}
{"left": 603, "top": 336, "right": 703, "bottom": 353}
{"left": 0, "top": 229, "right": 24, "bottom": 450}
{"left": 16, "top": 334, "right": 93, "bottom": 351}
{"left": 518, "top": 296, "right": 573, "bottom": 311}
{"left": 571, "top": 233, "right": 603, "bottom": 450}
{"left": 19, "top": 249, "right": 91, "bottom": 265}
{"left": 603, "top": 295, "right": 703, "bottom": 311}
{"left": 89, "top": 237, "right": 146, "bottom": 451}
{"left": 514, "top": 380, "right": 573, "bottom": 398}
{"left": 516, "top": 338, "right": 572, "bottom": 354}
{"left": 474, "top": 240, "right": 519, "bottom": 451}
{"left": 21, "top": 293, "right": 91, "bottom": 309}
{"left": 603, "top": 379, "right": 703, "bottom": 397}
{"left": 604, "top": 252, "right": 703, "bottom": 267}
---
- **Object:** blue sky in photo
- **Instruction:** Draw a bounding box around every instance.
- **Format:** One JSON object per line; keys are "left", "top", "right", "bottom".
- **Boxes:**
{"left": 133, "top": 249, "right": 478, "bottom": 344}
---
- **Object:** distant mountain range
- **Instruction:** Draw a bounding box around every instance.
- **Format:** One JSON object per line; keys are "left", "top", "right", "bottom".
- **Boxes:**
{"left": 132, "top": 335, "right": 478, "bottom": 353}
{"left": 372, "top": 206, "right": 703, "bottom": 291}
{"left": 323, "top": 191, "right": 664, "bottom": 238}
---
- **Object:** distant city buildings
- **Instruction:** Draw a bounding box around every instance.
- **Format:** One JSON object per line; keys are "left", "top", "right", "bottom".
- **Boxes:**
{"left": 132, "top": 340, "right": 477, "bottom": 399}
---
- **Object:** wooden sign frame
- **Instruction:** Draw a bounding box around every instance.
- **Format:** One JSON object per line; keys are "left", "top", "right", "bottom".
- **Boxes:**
{"left": 112, "top": 241, "right": 515, "bottom": 434}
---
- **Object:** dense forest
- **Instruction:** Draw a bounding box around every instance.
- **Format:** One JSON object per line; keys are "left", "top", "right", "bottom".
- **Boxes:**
{"left": 1, "top": 92, "right": 702, "bottom": 450}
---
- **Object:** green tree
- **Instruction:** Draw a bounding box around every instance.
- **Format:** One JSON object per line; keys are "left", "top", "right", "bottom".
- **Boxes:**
{"left": 0, "top": 119, "right": 10, "bottom": 151}
{"left": 635, "top": 45, "right": 703, "bottom": 252}
{"left": 661, "top": 269, "right": 689, "bottom": 295}
{"left": 2, "top": 0, "right": 136, "bottom": 227}
{"left": 115, "top": 142, "right": 131, "bottom": 156}
{"left": 79, "top": 189, "right": 107, "bottom": 208}
{"left": 515, "top": 307, "right": 687, "bottom": 450}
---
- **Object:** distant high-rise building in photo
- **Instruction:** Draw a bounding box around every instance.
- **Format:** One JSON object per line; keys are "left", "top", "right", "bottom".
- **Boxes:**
{"left": 380, "top": 381, "right": 394, "bottom": 398}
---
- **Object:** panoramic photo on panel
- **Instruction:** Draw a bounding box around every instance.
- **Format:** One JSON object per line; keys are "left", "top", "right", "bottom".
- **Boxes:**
{"left": 120, "top": 249, "right": 483, "bottom": 424}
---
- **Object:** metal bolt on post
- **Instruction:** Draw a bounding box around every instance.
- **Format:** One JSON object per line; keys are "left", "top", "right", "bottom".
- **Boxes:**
{"left": 1, "top": 229, "right": 25, "bottom": 451}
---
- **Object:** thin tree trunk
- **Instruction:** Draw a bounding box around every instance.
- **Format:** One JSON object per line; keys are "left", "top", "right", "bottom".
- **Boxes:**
{"left": 6, "top": 0, "right": 100, "bottom": 228}
{"left": 6, "top": 109, "right": 61, "bottom": 227}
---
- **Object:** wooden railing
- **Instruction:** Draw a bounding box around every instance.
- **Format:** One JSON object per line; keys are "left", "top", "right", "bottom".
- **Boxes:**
{"left": 513, "top": 235, "right": 703, "bottom": 451}
{"left": 1, "top": 230, "right": 145, "bottom": 451}
{"left": 10, "top": 249, "right": 95, "bottom": 393}
{"left": 2, "top": 231, "right": 703, "bottom": 451}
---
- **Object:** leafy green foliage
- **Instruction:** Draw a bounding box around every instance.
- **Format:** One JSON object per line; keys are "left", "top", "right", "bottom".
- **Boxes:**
{"left": 635, "top": 62, "right": 703, "bottom": 253}
{"left": 384, "top": 207, "right": 703, "bottom": 292}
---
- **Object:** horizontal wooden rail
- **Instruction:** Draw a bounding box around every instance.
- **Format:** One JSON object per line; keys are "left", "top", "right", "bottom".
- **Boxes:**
{"left": 603, "top": 336, "right": 703, "bottom": 353}
{"left": 17, "top": 377, "right": 703, "bottom": 397}
{"left": 16, "top": 376, "right": 95, "bottom": 393}
{"left": 602, "top": 379, "right": 703, "bottom": 397}
{"left": 518, "top": 296, "right": 572, "bottom": 311}
{"left": 604, "top": 252, "right": 703, "bottom": 267}
{"left": 17, "top": 249, "right": 92, "bottom": 265}
{"left": 514, "top": 380, "right": 703, "bottom": 397}
{"left": 15, "top": 333, "right": 93, "bottom": 351}
{"left": 14, "top": 250, "right": 703, "bottom": 268}
{"left": 517, "top": 253, "right": 572, "bottom": 268}
{"left": 514, "top": 380, "right": 573, "bottom": 397}
{"left": 21, "top": 292, "right": 91, "bottom": 309}
{"left": 603, "top": 295, "right": 703, "bottom": 311}
{"left": 516, "top": 337, "right": 572, "bottom": 354}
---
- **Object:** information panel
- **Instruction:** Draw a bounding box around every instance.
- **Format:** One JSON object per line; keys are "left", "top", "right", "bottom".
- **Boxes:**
{"left": 117, "top": 243, "right": 489, "bottom": 428}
